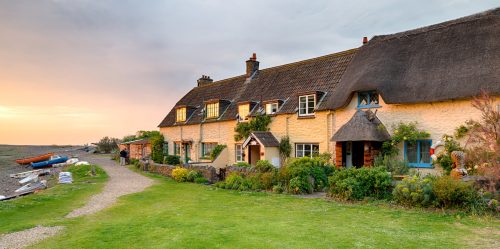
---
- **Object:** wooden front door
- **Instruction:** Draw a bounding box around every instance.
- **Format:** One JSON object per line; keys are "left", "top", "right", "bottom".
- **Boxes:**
{"left": 248, "top": 145, "right": 260, "bottom": 166}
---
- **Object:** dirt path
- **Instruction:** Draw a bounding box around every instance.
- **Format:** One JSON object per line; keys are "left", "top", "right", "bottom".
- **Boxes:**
{"left": 0, "top": 154, "right": 154, "bottom": 248}
{"left": 66, "top": 155, "right": 154, "bottom": 218}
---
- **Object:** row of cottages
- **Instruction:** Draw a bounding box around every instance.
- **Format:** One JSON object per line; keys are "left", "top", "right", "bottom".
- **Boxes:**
{"left": 158, "top": 9, "right": 500, "bottom": 173}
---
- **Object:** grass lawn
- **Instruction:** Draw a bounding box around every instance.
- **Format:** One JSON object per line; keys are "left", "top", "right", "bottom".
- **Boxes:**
{"left": 32, "top": 170, "right": 499, "bottom": 249}
{"left": 0, "top": 164, "right": 108, "bottom": 234}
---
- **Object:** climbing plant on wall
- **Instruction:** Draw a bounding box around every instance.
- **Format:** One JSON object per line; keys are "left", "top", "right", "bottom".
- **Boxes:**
{"left": 234, "top": 114, "right": 272, "bottom": 141}
{"left": 382, "top": 122, "right": 430, "bottom": 156}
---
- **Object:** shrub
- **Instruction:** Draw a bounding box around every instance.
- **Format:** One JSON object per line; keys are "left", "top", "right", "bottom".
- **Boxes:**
{"left": 235, "top": 162, "right": 251, "bottom": 167}
{"left": 150, "top": 133, "right": 165, "bottom": 163}
{"left": 210, "top": 144, "right": 227, "bottom": 161}
{"left": 432, "top": 176, "right": 486, "bottom": 211}
{"left": 164, "top": 155, "right": 181, "bottom": 165}
{"left": 172, "top": 167, "right": 189, "bottom": 182}
{"left": 213, "top": 181, "right": 226, "bottom": 189}
{"left": 130, "top": 158, "right": 140, "bottom": 167}
{"left": 393, "top": 175, "right": 434, "bottom": 207}
{"left": 374, "top": 155, "right": 410, "bottom": 175}
{"left": 272, "top": 184, "right": 284, "bottom": 193}
{"left": 279, "top": 136, "right": 292, "bottom": 163}
{"left": 194, "top": 177, "right": 209, "bottom": 184}
{"left": 328, "top": 167, "right": 392, "bottom": 201}
{"left": 225, "top": 172, "right": 246, "bottom": 190}
{"left": 258, "top": 172, "right": 276, "bottom": 190}
{"left": 96, "top": 136, "right": 119, "bottom": 153}
{"left": 255, "top": 160, "right": 275, "bottom": 173}
{"left": 285, "top": 157, "right": 334, "bottom": 193}
{"left": 186, "top": 170, "right": 202, "bottom": 182}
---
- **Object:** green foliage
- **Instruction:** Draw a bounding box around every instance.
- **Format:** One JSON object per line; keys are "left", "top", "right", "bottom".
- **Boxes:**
{"left": 272, "top": 183, "right": 284, "bottom": 193}
{"left": 382, "top": 122, "right": 430, "bottom": 156}
{"left": 432, "top": 176, "right": 486, "bottom": 212}
{"left": 434, "top": 135, "right": 463, "bottom": 175}
{"left": 279, "top": 136, "right": 292, "bottom": 161}
{"left": 234, "top": 114, "right": 272, "bottom": 141}
{"left": 96, "top": 136, "right": 119, "bottom": 153}
{"left": 373, "top": 155, "right": 410, "bottom": 175}
{"left": 130, "top": 158, "right": 140, "bottom": 167}
{"left": 393, "top": 175, "right": 434, "bottom": 207}
{"left": 194, "top": 177, "right": 209, "bottom": 184}
{"left": 235, "top": 161, "right": 251, "bottom": 167}
{"left": 122, "top": 135, "right": 137, "bottom": 143}
{"left": 186, "top": 170, "right": 202, "bottom": 182}
{"left": 164, "top": 155, "right": 181, "bottom": 165}
{"left": 255, "top": 160, "right": 275, "bottom": 173}
{"left": 210, "top": 144, "right": 227, "bottom": 161}
{"left": 314, "top": 152, "right": 333, "bottom": 164}
{"left": 283, "top": 157, "right": 335, "bottom": 193}
{"left": 150, "top": 133, "right": 165, "bottom": 163}
{"left": 172, "top": 167, "right": 189, "bottom": 182}
{"left": 328, "top": 167, "right": 392, "bottom": 201}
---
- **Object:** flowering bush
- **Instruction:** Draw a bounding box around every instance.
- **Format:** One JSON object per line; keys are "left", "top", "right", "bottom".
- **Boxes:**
{"left": 382, "top": 122, "right": 430, "bottom": 156}
{"left": 393, "top": 175, "right": 434, "bottom": 207}
{"left": 172, "top": 167, "right": 189, "bottom": 182}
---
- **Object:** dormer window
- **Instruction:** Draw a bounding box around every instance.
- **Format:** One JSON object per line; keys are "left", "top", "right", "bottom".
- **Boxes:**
{"left": 299, "top": 94, "right": 315, "bottom": 116}
{"left": 358, "top": 91, "right": 380, "bottom": 108}
{"left": 205, "top": 101, "right": 219, "bottom": 119}
{"left": 176, "top": 107, "right": 186, "bottom": 122}
{"left": 238, "top": 103, "right": 250, "bottom": 121}
{"left": 265, "top": 102, "right": 279, "bottom": 115}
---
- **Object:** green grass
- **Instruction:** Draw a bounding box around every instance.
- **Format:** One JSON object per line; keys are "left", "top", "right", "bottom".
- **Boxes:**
{"left": 0, "top": 164, "right": 108, "bottom": 233}
{"left": 33, "top": 170, "right": 499, "bottom": 249}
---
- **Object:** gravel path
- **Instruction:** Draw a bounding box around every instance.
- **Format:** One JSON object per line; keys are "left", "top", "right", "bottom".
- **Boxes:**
{"left": 66, "top": 154, "right": 154, "bottom": 218}
{"left": 0, "top": 154, "right": 154, "bottom": 248}
{"left": 0, "top": 226, "right": 64, "bottom": 249}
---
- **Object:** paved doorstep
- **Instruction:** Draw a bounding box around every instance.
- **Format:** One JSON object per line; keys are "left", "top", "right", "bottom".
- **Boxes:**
{"left": 0, "top": 154, "right": 155, "bottom": 249}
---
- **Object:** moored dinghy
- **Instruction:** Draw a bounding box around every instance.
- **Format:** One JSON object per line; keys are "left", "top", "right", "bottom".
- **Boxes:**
{"left": 15, "top": 153, "right": 54, "bottom": 165}
{"left": 31, "top": 156, "right": 68, "bottom": 168}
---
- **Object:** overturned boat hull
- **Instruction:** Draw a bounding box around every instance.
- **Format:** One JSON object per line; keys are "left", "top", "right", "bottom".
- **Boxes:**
{"left": 31, "top": 157, "right": 68, "bottom": 168}
{"left": 15, "top": 153, "right": 54, "bottom": 165}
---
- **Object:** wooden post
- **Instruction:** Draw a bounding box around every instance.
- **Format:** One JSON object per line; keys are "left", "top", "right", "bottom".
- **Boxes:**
{"left": 335, "top": 142, "right": 343, "bottom": 168}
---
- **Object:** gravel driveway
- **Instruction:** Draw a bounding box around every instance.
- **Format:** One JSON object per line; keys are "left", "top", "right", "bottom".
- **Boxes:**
{"left": 0, "top": 154, "right": 155, "bottom": 248}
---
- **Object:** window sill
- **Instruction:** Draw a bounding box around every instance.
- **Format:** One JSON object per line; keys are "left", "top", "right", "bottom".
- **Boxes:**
{"left": 297, "top": 115, "right": 315, "bottom": 119}
{"left": 408, "top": 163, "right": 433, "bottom": 168}
{"left": 357, "top": 105, "right": 382, "bottom": 109}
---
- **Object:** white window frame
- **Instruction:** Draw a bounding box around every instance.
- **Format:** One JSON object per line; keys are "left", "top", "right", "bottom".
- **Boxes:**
{"left": 235, "top": 144, "right": 243, "bottom": 162}
{"left": 205, "top": 102, "right": 219, "bottom": 119}
{"left": 295, "top": 143, "right": 319, "bottom": 158}
{"left": 176, "top": 107, "right": 186, "bottom": 122}
{"left": 298, "top": 94, "right": 316, "bottom": 116}
{"left": 265, "top": 102, "right": 279, "bottom": 115}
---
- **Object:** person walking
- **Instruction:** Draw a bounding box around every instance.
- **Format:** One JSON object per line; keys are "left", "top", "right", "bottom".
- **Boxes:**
{"left": 119, "top": 148, "right": 127, "bottom": 166}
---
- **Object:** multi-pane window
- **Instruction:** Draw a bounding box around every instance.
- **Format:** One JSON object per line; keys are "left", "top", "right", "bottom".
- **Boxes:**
{"left": 163, "top": 142, "right": 169, "bottom": 156}
{"left": 173, "top": 143, "right": 181, "bottom": 156}
{"left": 295, "top": 144, "right": 319, "bottom": 158}
{"left": 176, "top": 107, "right": 186, "bottom": 122}
{"left": 205, "top": 102, "right": 219, "bottom": 119}
{"left": 405, "top": 140, "right": 432, "bottom": 168}
{"left": 358, "top": 91, "right": 380, "bottom": 108}
{"left": 201, "top": 143, "right": 217, "bottom": 158}
{"left": 238, "top": 104, "right": 250, "bottom": 120}
{"left": 266, "top": 102, "right": 278, "bottom": 115}
{"left": 235, "top": 144, "right": 243, "bottom": 162}
{"left": 299, "top": 95, "right": 315, "bottom": 116}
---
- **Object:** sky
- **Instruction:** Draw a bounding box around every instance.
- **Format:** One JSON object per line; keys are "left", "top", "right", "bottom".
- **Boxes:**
{"left": 0, "top": 0, "right": 498, "bottom": 145}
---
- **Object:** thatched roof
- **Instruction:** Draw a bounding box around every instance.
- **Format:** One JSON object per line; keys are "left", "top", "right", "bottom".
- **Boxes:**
{"left": 331, "top": 110, "right": 390, "bottom": 142}
{"left": 242, "top": 131, "right": 280, "bottom": 147}
{"left": 322, "top": 8, "right": 500, "bottom": 110}
{"left": 158, "top": 49, "right": 357, "bottom": 127}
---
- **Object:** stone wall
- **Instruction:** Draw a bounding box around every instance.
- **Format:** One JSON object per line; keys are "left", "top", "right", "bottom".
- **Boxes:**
{"left": 138, "top": 161, "right": 219, "bottom": 183}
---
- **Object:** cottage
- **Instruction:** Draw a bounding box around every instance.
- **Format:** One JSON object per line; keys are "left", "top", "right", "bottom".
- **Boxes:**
{"left": 119, "top": 138, "right": 152, "bottom": 160}
{"left": 158, "top": 8, "right": 500, "bottom": 173}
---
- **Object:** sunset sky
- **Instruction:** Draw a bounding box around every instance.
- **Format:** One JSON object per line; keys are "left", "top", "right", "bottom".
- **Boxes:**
{"left": 0, "top": 0, "right": 498, "bottom": 145}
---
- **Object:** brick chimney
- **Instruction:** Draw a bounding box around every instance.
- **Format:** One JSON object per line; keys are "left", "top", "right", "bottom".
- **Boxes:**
{"left": 246, "top": 53, "right": 259, "bottom": 77}
{"left": 197, "top": 75, "right": 213, "bottom": 87}
{"left": 362, "top": 37, "right": 368, "bottom": 44}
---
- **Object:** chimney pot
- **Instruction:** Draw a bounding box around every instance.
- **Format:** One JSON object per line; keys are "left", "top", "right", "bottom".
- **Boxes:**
{"left": 246, "top": 53, "right": 259, "bottom": 77}
{"left": 197, "top": 75, "right": 213, "bottom": 87}
{"left": 363, "top": 37, "right": 368, "bottom": 44}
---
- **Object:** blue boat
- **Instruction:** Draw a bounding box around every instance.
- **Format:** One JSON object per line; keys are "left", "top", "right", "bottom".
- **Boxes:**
{"left": 31, "top": 156, "right": 68, "bottom": 168}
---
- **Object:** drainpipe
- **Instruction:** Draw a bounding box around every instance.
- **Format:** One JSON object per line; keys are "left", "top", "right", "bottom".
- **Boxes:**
{"left": 326, "top": 111, "right": 332, "bottom": 153}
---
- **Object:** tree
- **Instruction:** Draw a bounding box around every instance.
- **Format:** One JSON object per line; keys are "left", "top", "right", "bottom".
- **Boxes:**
{"left": 96, "top": 136, "right": 119, "bottom": 153}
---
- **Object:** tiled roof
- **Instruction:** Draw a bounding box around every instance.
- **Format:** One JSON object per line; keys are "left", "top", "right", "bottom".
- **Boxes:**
{"left": 158, "top": 48, "right": 358, "bottom": 127}
{"left": 243, "top": 131, "right": 280, "bottom": 147}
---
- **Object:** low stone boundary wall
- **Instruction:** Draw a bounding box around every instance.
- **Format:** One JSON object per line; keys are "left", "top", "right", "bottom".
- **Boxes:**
{"left": 138, "top": 161, "right": 219, "bottom": 183}
{"left": 224, "top": 165, "right": 256, "bottom": 178}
